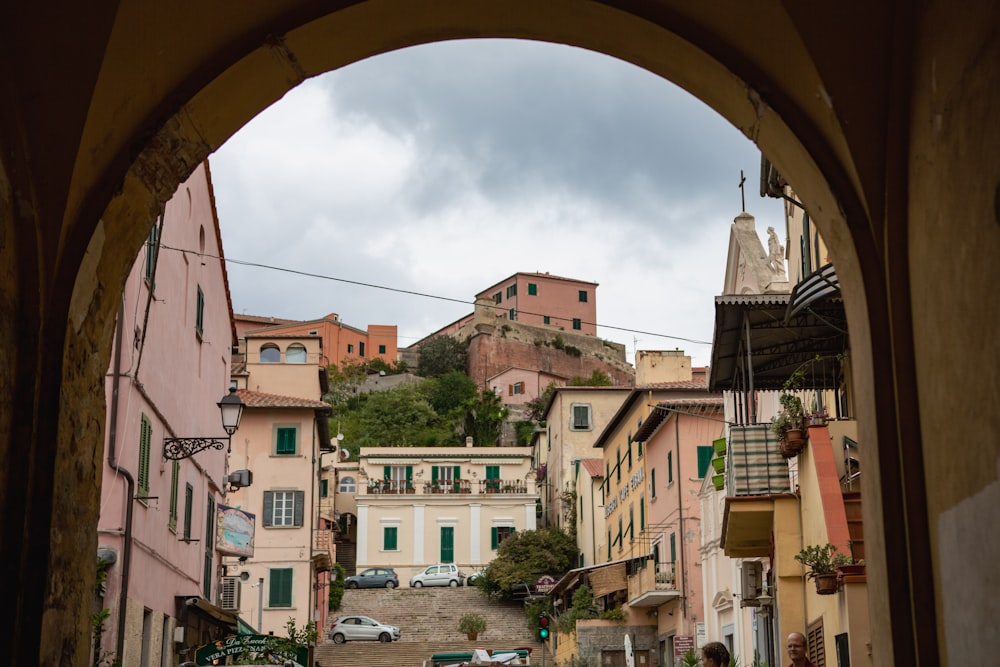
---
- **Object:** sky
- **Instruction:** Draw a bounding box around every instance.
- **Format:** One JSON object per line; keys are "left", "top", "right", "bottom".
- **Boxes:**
{"left": 209, "top": 38, "right": 785, "bottom": 368}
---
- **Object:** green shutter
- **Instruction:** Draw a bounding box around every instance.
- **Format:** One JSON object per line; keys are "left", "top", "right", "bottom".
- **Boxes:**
{"left": 384, "top": 465, "right": 391, "bottom": 481}
{"left": 670, "top": 533, "right": 677, "bottom": 563}
{"left": 269, "top": 568, "right": 293, "bottom": 607}
{"left": 491, "top": 527, "right": 499, "bottom": 550}
{"left": 320, "top": 479, "right": 328, "bottom": 497}
{"left": 432, "top": 467, "right": 439, "bottom": 483}
{"left": 441, "top": 527, "right": 454, "bottom": 563}
{"left": 667, "top": 451, "right": 673, "bottom": 483}
{"left": 454, "top": 465, "right": 461, "bottom": 480}
{"left": 184, "top": 483, "right": 194, "bottom": 539}
{"left": 138, "top": 415, "right": 151, "bottom": 498}
{"left": 169, "top": 460, "right": 179, "bottom": 530}
{"left": 276, "top": 427, "right": 296, "bottom": 454}
{"left": 293, "top": 490, "right": 304, "bottom": 527}
{"left": 262, "top": 491, "right": 273, "bottom": 527}
{"left": 640, "top": 496, "right": 646, "bottom": 530}
{"left": 651, "top": 469, "right": 656, "bottom": 497}
{"left": 384, "top": 527, "right": 398, "bottom": 550}
{"left": 697, "top": 445, "right": 714, "bottom": 478}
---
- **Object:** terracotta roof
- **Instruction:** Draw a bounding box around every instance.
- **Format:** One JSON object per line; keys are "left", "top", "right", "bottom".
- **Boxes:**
{"left": 633, "top": 398, "right": 724, "bottom": 441}
{"left": 639, "top": 370, "right": 710, "bottom": 390}
{"left": 234, "top": 314, "right": 300, "bottom": 326}
{"left": 237, "top": 389, "right": 331, "bottom": 412}
{"left": 579, "top": 458, "right": 605, "bottom": 478}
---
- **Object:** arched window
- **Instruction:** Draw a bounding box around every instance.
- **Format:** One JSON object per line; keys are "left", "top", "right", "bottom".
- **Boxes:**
{"left": 285, "top": 343, "right": 307, "bottom": 364}
{"left": 260, "top": 344, "right": 280, "bottom": 363}
{"left": 339, "top": 477, "right": 356, "bottom": 493}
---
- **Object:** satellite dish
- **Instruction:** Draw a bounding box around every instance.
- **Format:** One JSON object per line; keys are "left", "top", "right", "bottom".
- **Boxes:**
{"left": 336, "top": 433, "right": 344, "bottom": 441}
{"left": 240, "top": 571, "right": 250, "bottom": 582}
{"left": 339, "top": 449, "right": 350, "bottom": 461}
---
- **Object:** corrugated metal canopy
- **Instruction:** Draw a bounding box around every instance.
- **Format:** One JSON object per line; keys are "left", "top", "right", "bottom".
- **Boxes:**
{"left": 708, "top": 291, "right": 848, "bottom": 392}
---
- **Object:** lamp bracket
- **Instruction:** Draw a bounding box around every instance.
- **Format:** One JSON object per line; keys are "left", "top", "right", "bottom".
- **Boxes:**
{"left": 163, "top": 437, "right": 229, "bottom": 460}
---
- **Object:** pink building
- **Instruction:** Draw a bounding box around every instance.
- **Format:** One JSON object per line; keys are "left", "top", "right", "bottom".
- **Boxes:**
{"left": 98, "top": 161, "right": 239, "bottom": 664}
{"left": 475, "top": 271, "right": 598, "bottom": 335}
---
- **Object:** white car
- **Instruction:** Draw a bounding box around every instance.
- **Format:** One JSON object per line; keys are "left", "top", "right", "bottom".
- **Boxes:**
{"left": 409, "top": 563, "right": 465, "bottom": 587}
{"left": 328, "top": 615, "right": 401, "bottom": 644}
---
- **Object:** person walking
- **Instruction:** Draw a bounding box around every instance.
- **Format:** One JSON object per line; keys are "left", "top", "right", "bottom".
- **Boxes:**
{"left": 785, "top": 632, "right": 817, "bottom": 667}
{"left": 701, "top": 641, "right": 730, "bottom": 667}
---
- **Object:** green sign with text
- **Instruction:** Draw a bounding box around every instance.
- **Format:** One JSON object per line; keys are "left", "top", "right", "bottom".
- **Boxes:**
{"left": 193, "top": 634, "right": 307, "bottom": 665}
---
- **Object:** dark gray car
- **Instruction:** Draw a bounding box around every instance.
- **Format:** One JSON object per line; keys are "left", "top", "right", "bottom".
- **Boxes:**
{"left": 344, "top": 567, "right": 399, "bottom": 589}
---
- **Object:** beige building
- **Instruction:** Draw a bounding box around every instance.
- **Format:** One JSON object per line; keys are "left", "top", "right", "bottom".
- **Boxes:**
{"left": 349, "top": 444, "right": 539, "bottom": 580}
{"left": 224, "top": 333, "right": 335, "bottom": 635}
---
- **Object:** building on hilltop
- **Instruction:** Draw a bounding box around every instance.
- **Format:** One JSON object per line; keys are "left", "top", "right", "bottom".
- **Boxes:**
{"left": 475, "top": 271, "right": 599, "bottom": 335}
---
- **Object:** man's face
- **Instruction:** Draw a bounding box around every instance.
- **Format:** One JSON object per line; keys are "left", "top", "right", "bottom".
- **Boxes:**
{"left": 786, "top": 635, "right": 806, "bottom": 662}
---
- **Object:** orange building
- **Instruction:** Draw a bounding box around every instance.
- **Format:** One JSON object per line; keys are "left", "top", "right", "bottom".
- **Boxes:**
{"left": 235, "top": 312, "right": 398, "bottom": 368}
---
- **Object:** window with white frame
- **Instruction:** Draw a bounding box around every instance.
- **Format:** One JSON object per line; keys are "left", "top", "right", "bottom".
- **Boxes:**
{"left": 339, "top": 476, "right": 356, "bottom": 493}
{"left": 263, "top": 490, "right": 304, "bottom": 527}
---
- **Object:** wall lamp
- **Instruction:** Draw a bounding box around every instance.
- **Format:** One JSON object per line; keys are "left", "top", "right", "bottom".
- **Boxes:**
{"left": 163, "top": 387, "right": 245, "bottom": 460}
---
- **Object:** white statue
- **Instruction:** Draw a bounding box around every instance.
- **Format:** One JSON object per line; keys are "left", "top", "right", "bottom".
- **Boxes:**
{"left": 766, "top": 226, "right": 785, "bottom": 275}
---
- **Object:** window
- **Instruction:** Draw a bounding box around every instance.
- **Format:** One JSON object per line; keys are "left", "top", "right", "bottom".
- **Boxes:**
{"left": 651, "top": 469, "right": 657, "bottom": 498}
{"left": 629, "top": 506, "right": 634, "bottom": 542}
{"left": 616, "top": 448, "right": 622, "bottom": 482}
{"left": 339, "top": 476, "right": 356, "bottom": 493}
{"left": 509, "top": 381, "right": 525, "bottom": 395}
{"left": 433, "top": 465, "right": 459, "bottom": 486}
{"left": 668, "top": 451, "right": 674, "bottom": 484}
{"left": 509, "top": 308, "right": 516, "bottom": 320}
{"left": 260, "top": 344, "right": 280, "bottom": 363}
{"left": 578, "top": 290, "right": 588, "bottom": 302}
{"left": 203, "top": 495, "right": 215, "bottom": 597}
{"left": 285, "top": 343, "right": 306, "bottom": 363}
{"left": 263, "top": 490, "right": 305, "bottom": 527}
{"left": 493, "top": 292, "right": 502, "bottom": 304}
{"left": 670, "top": 532, "right": 676, "bottom": 563}
{"left": 697, "top": 445, "right": 714, "bottom": 478}
{"left": 485, "top": 465, "right": 500, "bottom": 492}
{"left": 183, "top": 483, "right": 194, "bottom": 540}
{"left": 359, "top": 342, "right": 365, "bottom": 357}
{"left": 640, "top": 496, "right": 645, "bottom": 531}
{"left": 383, "top": 465, "right": 412, "bottom": 492}
{"left": 275, "top": 427, "right": 297, "bottom": 455}
{"left": 543, "top": 315, "right": 550, "bottom": 325}
{"left": 491, "top": 526, "right": 515, "bottom": 549}
{"left": 347, "top": 343, "right": 354, "bottom": 354}
{"left": 528, "top": 283, "right": 537, "bottom": 295}
{"left": 320, "top": 479, "right": 328, "bottom": 498}
{"left": 145, "top": 223, "right": 158, "bottom": 284}
{"left": 570, "top": 404, "right": 591, "bottom": 430}
{"left": 506, "top": 284, "right": 517, "bottom": 298}
{"left": 138, "top": 414, "right": 152, "bottom": 502}
{"left": 440, "top": 526, "right": 454, "bottom": 563}
{"left": 168, "top": 460, "right": 180, "bottom": 531}
{"left": 379, "top": 344, "right": 386, "bottom": 354}
{"left": 628, "top": 441, "right": 633, "bottom": 470}
{"left": 195, "top": 285, "right": 205, "bottom": 336}
{"left": 384, "top": 526, "right": 398, "bottom": 551}
{"left": 268, "top": 568, "right": 293, "bottom": 607}
{"left": 572, "top": 318, "right": 581, "bottom": 330}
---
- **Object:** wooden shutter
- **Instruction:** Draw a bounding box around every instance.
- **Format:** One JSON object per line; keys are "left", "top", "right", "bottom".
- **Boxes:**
{"left": 138, "top": 415, "right": 151, "bottom": 498}
{"left": 406, "top": 466, "right": 413, "bottom": 484}
{"left": 440, "top": 527, "right": 454, "bottom": 563}
{"left": 269, "top": 568, "right": 293, "bottom": 607}
{"left": 453, "top": 465, "right": 461, "bottom": 480}
{"left": 491, "top": 527, "right": 498, "bottom": 550}
{"left": 263, "top": 491, "right": 273, "bottom": 527}
{"left": 667, "top": 451, "right": 673, "bottom": 483}
{"left": 384, "top": 527, "right": 397, "bottom": 550}
{"left": 384, "top": 465, "right": 391, "bottom": 480}
{"left": 277, "top": 427, "right": 296, "bottom": 454}
{"left": 293, "top": 490, "right": 304, "bottom": 527}
{"left": 807, "top": 619, "right": 826, "bottom": 666}
{"left": 183, "top": 483, "right": 194, "bottom": 539}
{"left": 697, "top": 445, "right": 714, "bottom": 478}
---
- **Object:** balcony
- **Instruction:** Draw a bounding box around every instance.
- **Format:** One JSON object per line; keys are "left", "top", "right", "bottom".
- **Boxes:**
{"left": 627, "top": 561, "right": 680, "bottom": 607}
{"left": 312, "top": 527, "right": 334, "bottom": 572}
{"left": 725, "top": 425, "right": 791, "bottom": 496}
{"left": 362, "top": 478, "right": 530, "bottom": 495}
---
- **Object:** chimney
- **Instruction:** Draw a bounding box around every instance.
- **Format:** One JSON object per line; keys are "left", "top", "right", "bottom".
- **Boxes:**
{"left": 466, "top": 436, "right": 474, "bottom": 448}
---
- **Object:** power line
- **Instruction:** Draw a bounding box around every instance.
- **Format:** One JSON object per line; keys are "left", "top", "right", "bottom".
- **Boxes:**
{"left": 160, "top": 244, "right": 712, "bottom": 345}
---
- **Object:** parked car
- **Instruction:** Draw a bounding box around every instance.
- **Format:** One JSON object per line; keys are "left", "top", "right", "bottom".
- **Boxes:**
{"left": 328, "top": 615, "right": 401, "bottom": 644}
{"left": 344, "top": 567, "right": 399, "bottom": 589}
{"left": 465, "top": 568, "right": 486, "bottom": 584}
{"left": 409, "top": 563, "right": 465, "bottom": 587}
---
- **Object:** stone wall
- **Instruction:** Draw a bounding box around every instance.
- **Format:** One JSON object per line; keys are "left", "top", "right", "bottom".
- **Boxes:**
{"left": 574, "top": 621, "right": 660, "bottom": 667}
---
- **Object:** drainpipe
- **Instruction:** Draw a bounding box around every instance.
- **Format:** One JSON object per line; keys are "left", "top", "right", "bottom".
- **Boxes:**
{"left": 675, "top": 412, "right": 687, "bottom": 620}
{"left": 107, "top": 298, "right": 134, "bottom": 662}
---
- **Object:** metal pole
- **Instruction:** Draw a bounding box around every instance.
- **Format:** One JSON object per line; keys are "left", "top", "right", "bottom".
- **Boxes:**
{"left": 258, "top": 577, "right": 264, "bottom": 632}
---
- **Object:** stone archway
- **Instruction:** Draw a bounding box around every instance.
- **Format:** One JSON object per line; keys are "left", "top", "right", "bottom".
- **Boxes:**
{"left": 5, "top": 2, "right": 999, "bottom": 665}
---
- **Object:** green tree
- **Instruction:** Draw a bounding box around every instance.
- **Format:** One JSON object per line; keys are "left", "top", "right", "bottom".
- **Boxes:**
{"left": 417, "top": 335, "right": 468, "bottom": 378}
{"left": 462, "top": 388, "right": 509, "bottom": 446}
{"left": 569, "top": 369, "right": 613, "bottom": 386}
{"left": 525, "top": 382, "right": 557, "bottom": 422}
{"left": 482, "top": 527, "right": 579, "bottom": 600}
{"left": 358, "top": 384, "right": 439, "bottom": 446}
{"left": 421, "top": 370, "right": 478, "bottom": 420}
{"left": 328, "top": 562, "right": 346, "bottom": 611}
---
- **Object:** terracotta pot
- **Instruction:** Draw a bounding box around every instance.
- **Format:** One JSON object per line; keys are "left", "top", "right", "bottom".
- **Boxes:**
{"left": 814, "top": 572, "right": 839, "bottom": 595}
{"left": 779, "top": 438, "right": 805, "bottom": 458}
{"left": 837, "top": 564, "right": 866, "bottom": 577}
{"left": 786, "top": 428, "right": 807, "bottom": 445}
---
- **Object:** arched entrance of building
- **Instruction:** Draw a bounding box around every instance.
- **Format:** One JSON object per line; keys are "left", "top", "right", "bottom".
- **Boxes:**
{"left": 4, "top": 3, "right": 999, "bottom": 665}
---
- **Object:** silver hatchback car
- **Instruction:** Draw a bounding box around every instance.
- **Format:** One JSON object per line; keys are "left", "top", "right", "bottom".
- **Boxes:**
{"left": 409, "top": 563, "right": 465, "bottom": 587}
{"left": 327, "top": 615, "right": 401, "bottom": 644}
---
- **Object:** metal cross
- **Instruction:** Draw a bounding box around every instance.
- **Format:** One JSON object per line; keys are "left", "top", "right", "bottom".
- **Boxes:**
{"left": 739, "top": 169, "right": 746, "bottom": 211}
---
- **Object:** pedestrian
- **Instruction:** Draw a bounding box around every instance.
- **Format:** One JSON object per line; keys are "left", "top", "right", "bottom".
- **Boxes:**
{"left": 701, "top": 641, "right": 730, "bottom": 667}
{"left": 785, "top": 632, "right": 817, "bottom": 667}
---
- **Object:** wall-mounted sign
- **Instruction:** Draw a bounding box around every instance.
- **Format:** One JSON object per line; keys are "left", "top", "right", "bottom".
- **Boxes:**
{"left": 216, "top": 504, "right": 255, "bottom": 557}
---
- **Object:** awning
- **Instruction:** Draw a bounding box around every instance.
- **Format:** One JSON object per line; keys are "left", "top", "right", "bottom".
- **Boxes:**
{"left": 708, "top": 286, "right": 847, "bottom": 392}
{"left": 184, "top": 596, "right": 238, "bottom": 630}
{"left": 548, "top": 554, "right": 651, "bottom": 598}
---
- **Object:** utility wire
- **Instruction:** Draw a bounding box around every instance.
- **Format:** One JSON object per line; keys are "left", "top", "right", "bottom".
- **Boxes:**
{"left": 160, "top": 244, "right": 712, "bottom": 346}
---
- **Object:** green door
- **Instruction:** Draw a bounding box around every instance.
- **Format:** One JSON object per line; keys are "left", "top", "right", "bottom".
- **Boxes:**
{"left": 440, "top": 526, "right": 454, "bottom": 563}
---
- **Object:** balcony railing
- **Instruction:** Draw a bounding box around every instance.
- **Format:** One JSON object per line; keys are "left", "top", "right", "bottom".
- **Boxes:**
{"left": 362, "top": 478, "right": 529, "bottom": 495}
{"left": 725, "top": 425, "right": 792, "bottom": 495}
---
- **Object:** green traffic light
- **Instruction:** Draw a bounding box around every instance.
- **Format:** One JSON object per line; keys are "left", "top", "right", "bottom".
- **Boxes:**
{"left": 539, "top": 628, "right": 550, "bottom": 640}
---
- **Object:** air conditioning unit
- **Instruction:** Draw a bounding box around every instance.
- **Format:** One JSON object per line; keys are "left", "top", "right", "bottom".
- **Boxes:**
{"left": 740, "top": 560, "right": 763, "bottom": 606}
{"left": 219, "top": 576, "right": 240, "bottom": 611}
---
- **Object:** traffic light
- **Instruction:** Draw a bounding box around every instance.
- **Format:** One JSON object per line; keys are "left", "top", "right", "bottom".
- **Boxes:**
{"left": 538, "top": 614, "right": 551, "bottom": 641}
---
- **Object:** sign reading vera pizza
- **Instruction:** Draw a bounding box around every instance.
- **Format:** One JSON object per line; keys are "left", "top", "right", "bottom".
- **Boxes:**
{"left": 193, "top": 634, "right": 307, "bottom": 665}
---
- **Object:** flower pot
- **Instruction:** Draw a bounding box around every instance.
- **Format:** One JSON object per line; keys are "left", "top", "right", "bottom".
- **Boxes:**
{"left": 813, "top": 572, "right": 839, "bottom": 595}
{"left": 779, "top": 438, "right": 805, "bottom": 458}
{"left": 712, "top": 474, "right": 725, "bottom": 491}
{"left": 713, "top": 437, "right": 727, "bottom": 455}
{"left": 837, "top": 564, "right": 866, "bottom": 577}
{"left": 466, "top": 632, "right": 478, "bottom": 641}
{"left": 786, "top": 428, "right": 807, "bottom": 446}
{"left": 711, "top": 457, "right": 725, "bottom": 473}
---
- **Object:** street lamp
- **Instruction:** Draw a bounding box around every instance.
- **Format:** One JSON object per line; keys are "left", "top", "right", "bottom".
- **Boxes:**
{"left": 163, "top": 387, "right": 245, "bottom": 460}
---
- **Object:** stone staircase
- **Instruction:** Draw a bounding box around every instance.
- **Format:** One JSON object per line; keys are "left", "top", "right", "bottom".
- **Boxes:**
{"left": 315, "top": 587, "right": 538, "bottom": 667}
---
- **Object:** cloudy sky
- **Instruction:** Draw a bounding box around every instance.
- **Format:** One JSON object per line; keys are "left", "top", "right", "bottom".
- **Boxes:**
{"left": 210, "top": 39, "right": 784, "bottom": 368}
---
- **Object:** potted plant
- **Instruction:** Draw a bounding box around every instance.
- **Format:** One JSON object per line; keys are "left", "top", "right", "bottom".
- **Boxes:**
{"left": 794, "top": 543, "right": 840, "bottom": 594}
{"left": 772, "top": 392, "right": 806, "bottom": 458}
{"left": 713, "top": 437, "right": 727, "bottom": 456}
{"left": 833, "top": 551, "right": 866, "bottom": 577}
{"left": 711, "top": 473, "right": 725, "bottom": 491}
{"left": 458, "top": 613, "right": 487, "bottom": 640}
{"left": 711, "top": 456, "right": 725, "bottom": 474}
